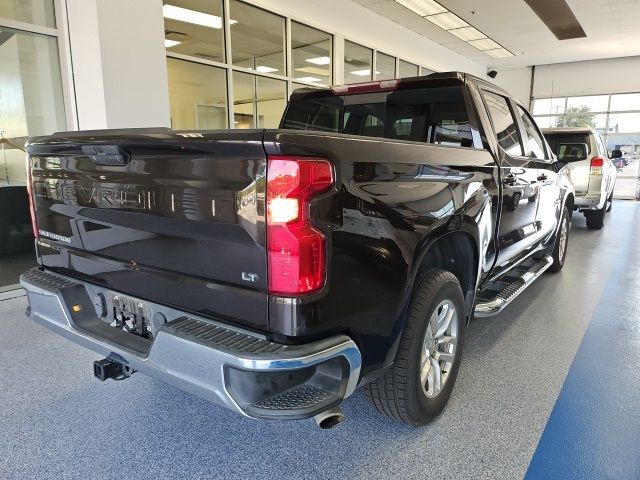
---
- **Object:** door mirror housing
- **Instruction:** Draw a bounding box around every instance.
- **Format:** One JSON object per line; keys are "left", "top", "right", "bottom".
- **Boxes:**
{"left": 611, "top": 149, "right": 623, "bottom": 159}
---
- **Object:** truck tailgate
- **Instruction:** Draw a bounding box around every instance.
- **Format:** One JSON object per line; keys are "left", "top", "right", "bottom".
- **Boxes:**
{"left": 26, "top": 129, "right": 269, "bottom": 332}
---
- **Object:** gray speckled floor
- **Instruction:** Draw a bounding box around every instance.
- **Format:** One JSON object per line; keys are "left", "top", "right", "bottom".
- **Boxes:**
{"left": 0, "top": 201, "right": 637, "bottom": 480}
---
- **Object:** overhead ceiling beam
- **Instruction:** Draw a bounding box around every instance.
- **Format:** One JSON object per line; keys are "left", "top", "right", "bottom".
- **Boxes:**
{"left": 523, "top": 0, "right": 586, "bottom": 40}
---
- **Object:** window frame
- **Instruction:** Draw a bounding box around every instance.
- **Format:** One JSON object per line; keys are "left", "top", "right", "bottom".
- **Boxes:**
{"left": 480, "top": 88, "right": 525, "bottom": 159}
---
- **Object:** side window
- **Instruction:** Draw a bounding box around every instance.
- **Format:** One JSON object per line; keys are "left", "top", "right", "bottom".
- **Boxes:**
{"left": 483, "top": 91, "right": 523, "bottom": 156}
{"left": 517, "top": 105, "right": 547, "bottom": 159}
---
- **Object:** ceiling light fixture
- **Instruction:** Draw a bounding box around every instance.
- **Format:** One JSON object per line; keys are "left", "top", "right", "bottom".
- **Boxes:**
{"left": 424, "top": 12, "right": 469, "bottom": 30}
{"left": 395, "top": 0, "right": 446, "bottom": 16}
{"left": 392, "top": 0, "right": 514, "bottom": 58}
{"left": 162, "top": 5, "right": 237, "bottom": 29}
{"left": 485, "top": 48, "right": 514, "bottom": 59}
{"left": 448, "top": 26, "right": 486, "bottom": 42}
{"left": 468, "top": 38, "right": 502, "bottom": 51}
{"left": 296, "top": 76, "right": 322, "bottom": 83}
{"left": 164, "top": 39, "right": 181, "bottom": 48}
{"left": 305, "top": 56, "right": 331, "bottom": 65}
{"left": 350, "top": 69, "right": 381, "bottom": 76}
{"left": 255, "top": 66, "right": 278, "bottom": 73}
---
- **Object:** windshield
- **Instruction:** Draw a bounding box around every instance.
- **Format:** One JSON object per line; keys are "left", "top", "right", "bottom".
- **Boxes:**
{"left": 282, "top": 85, "right": 475, "bottom": 148}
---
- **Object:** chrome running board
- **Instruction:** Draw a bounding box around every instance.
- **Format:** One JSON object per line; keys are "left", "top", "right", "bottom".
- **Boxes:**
{"left": 474, "top": 255, "right": 553, "bottom": 318}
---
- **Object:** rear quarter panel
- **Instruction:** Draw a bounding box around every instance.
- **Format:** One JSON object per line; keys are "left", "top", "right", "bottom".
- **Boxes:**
{"left": 264, "top": 130, "right": 497, "bottom": 374}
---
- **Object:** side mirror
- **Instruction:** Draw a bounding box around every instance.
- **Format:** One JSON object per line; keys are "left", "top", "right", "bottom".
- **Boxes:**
{"left": 556, "top": 143, "right": 589, "bottom": 162}
{"left": 611, "top": 149, "right": 623, "bottom": 159}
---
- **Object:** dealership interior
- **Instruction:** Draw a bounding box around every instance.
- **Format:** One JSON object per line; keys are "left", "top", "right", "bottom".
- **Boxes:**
{"left": 1, "top": 0, "right": 640, "bottom": 478}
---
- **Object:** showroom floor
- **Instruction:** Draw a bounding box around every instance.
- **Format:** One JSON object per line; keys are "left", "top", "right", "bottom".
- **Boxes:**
{"left": 1, "top": 201, "right": 638, "bottom": 480}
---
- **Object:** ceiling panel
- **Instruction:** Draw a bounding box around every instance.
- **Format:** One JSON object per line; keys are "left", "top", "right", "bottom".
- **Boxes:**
{"left": 353, "top": 0, "right": 640, "bottom": 68}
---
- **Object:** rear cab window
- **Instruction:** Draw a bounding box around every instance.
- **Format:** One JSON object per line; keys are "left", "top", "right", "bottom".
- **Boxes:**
{"left": 282, "top": 81, "right": 477, "bottom": 148}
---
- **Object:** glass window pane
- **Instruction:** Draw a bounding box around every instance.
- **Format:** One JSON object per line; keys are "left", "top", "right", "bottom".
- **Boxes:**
{"left": 517, "top": 106, "right": 546, "bottom": 159}
{"left": 375, "top": 52, "right": 395, "bottom": 80}
{"left": 256, "top": 76, "right": 286, "bottom": 128}
{"left": 398, "top": 59, "right": 419, "bottom": 78}
{"left": 167, "top": 58, "right": 228, "bottom": 129}
{"left": 556, "top": 111, "right": 607, "bottom": 132}
{"left": 533, "top": 116, "right": 560, "bottom": 129}
{"left": 532, "top": 98, "right": 565, "bottom": 116}
{"left": 291, "top": 22, "right": 331, "bottom": 86}
{"left": 483, "top": 92, "right": 523, "bottom": 156}
{"left": 0, "top": 28, "right": 65, "bottom": 284}
{"left": 421, "top": 67, "right": 435, "bottom": 76}
{"left": 609, "top": 93, "right": 640, "bottom": 112}
{"left": 230, "top": 0, "right": 285, "bottom": 75}
{"left": 233, "top": 72, "right": 286, "bottom": 128}
{"left": 0, "top": 0, "right": 55, "bottom": 28}
{"left": 344, "top": 41, "right": 372, "bottom": 84}
{"left": 163, "top": 0, "right": 225, "bottom": 63}
{"left": 566, "top": 95, "right": 608, "bottom": 113}
{"left": 607, "top": 113, "right": 640, "bottom": 134}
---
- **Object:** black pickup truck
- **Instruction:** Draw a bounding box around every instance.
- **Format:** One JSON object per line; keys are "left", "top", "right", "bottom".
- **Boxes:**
{"left": 21, "top": 72, "right": 573, "bottom": 428}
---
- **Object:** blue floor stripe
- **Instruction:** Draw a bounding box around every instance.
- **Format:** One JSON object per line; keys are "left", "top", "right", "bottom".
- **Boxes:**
{"left": 525, "top": 221, "right": 640, "bottom": 479}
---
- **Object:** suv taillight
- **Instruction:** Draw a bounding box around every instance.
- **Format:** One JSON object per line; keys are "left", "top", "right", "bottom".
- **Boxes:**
{"left": 266, "top": 156, "right": 333, "bottom": 295}
{"left": 25, "top": 154, "right": 38, "bottom": 238}
{"left": 590, "top": 156, "right": 604, "bottom": 175}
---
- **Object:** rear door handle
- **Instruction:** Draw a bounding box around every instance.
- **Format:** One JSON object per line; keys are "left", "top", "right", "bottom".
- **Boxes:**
{"left": 537, "top": 174, "right": 548, "bottom": 181}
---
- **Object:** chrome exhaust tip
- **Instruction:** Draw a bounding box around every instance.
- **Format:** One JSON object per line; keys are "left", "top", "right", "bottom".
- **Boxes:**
{"left": 313, "top": 406, "right": 345, "bottom": 429}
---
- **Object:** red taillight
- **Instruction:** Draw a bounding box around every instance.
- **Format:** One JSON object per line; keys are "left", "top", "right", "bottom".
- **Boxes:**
{"left": 590, "top": 156, "right": 604, "bottom": 175}
{"left": 25, "top": 155, "right": 38, "bottom": 238}
{"left": 266, "top": 156, "right": 333, "bottom": 295}
{"left": 330, "top": 79, "right": 399, "bottom": 95}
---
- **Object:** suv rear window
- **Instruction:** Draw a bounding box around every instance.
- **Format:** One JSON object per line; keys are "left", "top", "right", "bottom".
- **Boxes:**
{"left": 544, "top": 132, "right": 591, "bottom": 161}
{"left": 282, "top": 85, "right": 475, "bottom": 148}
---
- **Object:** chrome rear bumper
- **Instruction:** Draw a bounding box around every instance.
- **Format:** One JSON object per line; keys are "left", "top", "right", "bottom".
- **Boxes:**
{"left": 20, "top": 268, "right": 362, "bottom": 420}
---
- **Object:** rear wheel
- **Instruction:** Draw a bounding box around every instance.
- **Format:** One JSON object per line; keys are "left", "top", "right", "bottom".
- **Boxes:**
{"left": 549, "top": 207, "right": 570, "bottom": 273}
{"left": 585, "top": 205, "right": 605, "bottom": 230}
{"left": 365, "top": 269, "right": 465, "bottom": 426}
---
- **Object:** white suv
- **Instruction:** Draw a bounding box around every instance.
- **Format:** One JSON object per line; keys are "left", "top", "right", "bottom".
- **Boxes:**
{"left": 543, "top": 127, "right": 618, "bottom": 230}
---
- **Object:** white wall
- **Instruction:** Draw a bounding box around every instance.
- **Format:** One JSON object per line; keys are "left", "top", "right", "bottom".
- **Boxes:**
{"left": 533, "top": 56, "right": 640, "bottom": 98}
{"left": 66, "top": 0, "right": 170, "bottom": 129}
{"left": 492, "top": 67, "right": 532, "bottom": 107}
{"left": 249, "top": 0, "right": 486, "bottom": 78}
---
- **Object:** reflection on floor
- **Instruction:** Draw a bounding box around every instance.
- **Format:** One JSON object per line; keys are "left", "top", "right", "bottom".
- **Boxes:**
{"left": 0, "top": 251, "right": 36, "bottom": 289}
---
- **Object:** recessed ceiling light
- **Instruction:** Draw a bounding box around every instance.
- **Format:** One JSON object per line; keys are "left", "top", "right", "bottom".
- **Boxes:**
{"left": 395, "top": 0, "right": 447, "bottom": 16}
{"left": 255, "top": 66, "right": 278, "bottom": 73}
{"left": 164, "top": 39, "right": 181, "bottom": 48}
{"left": 350, "top": 69, "right": 381, "bottom": 76}
{"left": 296, "top": 76, "right": 322, "bottom": 83}
{"left": 448, "top": 26, "right": 486, "bottom": 41}
{"left": 424, "top": 12, "right": 469, "bottom": 30}
{"left": 468, "top": 38, "right": 502, "bottom": 51}
{"left": 162, "top": 5, "right": 237, "bottom": 29}
{"left": 306, "top": 56, "right": 331, "bottom": 65}
{"left": 484, "top": 48, "right": 514, "bottom": 58}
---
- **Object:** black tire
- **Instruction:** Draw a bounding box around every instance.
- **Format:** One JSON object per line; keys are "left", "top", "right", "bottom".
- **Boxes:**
{"left": 549, "top": 207, "right": 570, "bottom": 273}
{"left": 585, "top": 205, "right": 605, "bottom": 230}
{"left": 508, "top": 192, "right": 521, "bottom": 211}
{"left": 605, "top": 192, "right": 613, "bottom": 212}
{"left": 365, "top": 269, "right": 466, "bottom": 426}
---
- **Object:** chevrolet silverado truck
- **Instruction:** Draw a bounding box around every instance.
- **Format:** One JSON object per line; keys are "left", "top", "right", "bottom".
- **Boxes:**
{"left": 21, "top": 72, "right": 573, "bottom": 428}
{"left": 542, "top": 127, "right": 617, "bottom": 230}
